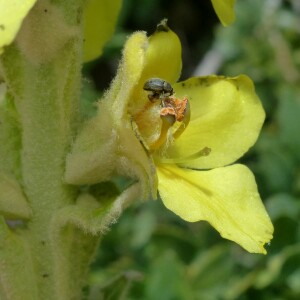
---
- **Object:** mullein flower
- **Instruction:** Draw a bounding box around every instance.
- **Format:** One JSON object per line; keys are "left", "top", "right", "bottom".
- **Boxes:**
{"left": 211, "top": 0, "right": 237, "bottom": 26}
{"left": 66, "top": 20, "right": 273, "bottom": 254}
{"left": 0, "top": 0, "right": 36, "bottom": 55}
{"left": 0, "top": 1, "right": 271, "bottom": 298}
{"left": 0, "top": 0, "right": 121, "bottom": 60}
{"left": 0, "top": 0, "right": 234, "bottom": 58}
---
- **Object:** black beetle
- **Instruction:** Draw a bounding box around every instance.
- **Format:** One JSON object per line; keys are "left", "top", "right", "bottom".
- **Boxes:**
{"left": 143, "top": 78, "right": 173, "bottom": 101}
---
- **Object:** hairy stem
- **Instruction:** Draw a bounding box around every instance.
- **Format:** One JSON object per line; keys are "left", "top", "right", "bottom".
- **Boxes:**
{"left": 0, "top": 1, "right": 101, "bottom": 299}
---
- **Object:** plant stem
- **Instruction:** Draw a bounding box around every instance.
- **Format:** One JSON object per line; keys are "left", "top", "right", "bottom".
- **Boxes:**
{"left": 0, "top": 1, "right": 100, "bottom": 299}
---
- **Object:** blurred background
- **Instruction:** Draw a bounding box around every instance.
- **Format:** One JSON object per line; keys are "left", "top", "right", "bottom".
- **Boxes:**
{"left": 82, "top": 0, "right": 300, "bottom": 299}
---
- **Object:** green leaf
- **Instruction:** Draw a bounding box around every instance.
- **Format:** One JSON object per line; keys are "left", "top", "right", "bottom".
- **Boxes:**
{"left": 146, "top": 250, "right": 192, "bottom": 300}
{"left": 130, "top": 209, "right": 156, "bottom": 248}
{"left": 188, "top": 245, "right": 233, "bottom": 289}
{"left": 265, "top": 193, "right": 300, "bottom": 221}
{"left": 89, "top": 271, "right": 143, "bottom": 300}
{"left": 277, "top": 87, "right": 300, "bottom": 157}
{"left": 254, "top": 244, "right": 300, "bottom": 288}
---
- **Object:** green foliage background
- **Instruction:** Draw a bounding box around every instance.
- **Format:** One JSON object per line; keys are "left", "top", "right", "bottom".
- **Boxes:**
{"left": 82, "top": 0, "right": 300, "bottom": 299}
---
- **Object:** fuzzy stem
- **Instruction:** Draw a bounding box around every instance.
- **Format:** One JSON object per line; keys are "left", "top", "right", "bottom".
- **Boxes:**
{"left": 0, "top": 1, "right": 101, "bottom": 299}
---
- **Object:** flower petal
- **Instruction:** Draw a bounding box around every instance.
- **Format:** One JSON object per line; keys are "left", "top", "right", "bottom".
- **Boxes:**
{"left": 211, "top": 0, "right": 236, "bottom": 26}
{"left": 0, "top": 0, "right": 36, "bottom": 55}
{"left": 129, "top": 19, "right": 182, "bottom": 114}
{"left": 141, "top": 19, "right": 182, "bottom": 85}
{"left": 83, "top": 0, "right": 122, "bottom": 62}
{"left": 157, "top": 163, "right": 273, "bottom": 254}
{"left": 165, "top": 75, "right": 265, "bottom": 169}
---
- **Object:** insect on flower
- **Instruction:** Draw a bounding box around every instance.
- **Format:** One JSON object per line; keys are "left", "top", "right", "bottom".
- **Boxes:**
{"left": 143, "top": 78, "right": 189, "bottom": 123}
{"left": 143, "top": 78, "right": 174, "bottom": 102}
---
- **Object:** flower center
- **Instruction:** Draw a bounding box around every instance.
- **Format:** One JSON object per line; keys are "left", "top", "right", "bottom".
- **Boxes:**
{"left": 132, "top": 78, "right": 190, "bottom": 153}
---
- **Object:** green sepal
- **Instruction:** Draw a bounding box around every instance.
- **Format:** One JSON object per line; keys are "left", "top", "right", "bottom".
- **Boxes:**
{"left": 0, "top": 173, "right": 31, "bottom": 219}
{"left": 65, "top": 31, "right": 158, "bottom": 199}
{"left": 65, "top": 107, "right": 118, "bottom": 185}
{"left": 51, "top": 183, "right": 139, "bottom": 236}
{"left": 0, "top": 217, "right": 38, "bottom": 300}
{"left": 47, "top": 183, "right": 140, "bottom": 298}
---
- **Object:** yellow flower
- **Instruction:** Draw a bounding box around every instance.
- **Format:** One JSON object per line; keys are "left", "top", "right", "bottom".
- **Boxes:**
{"left": 0, "top": 0, "right": 121, "bottom": 61}
{"left": 0, "top": 0, "right": 36, "bottom": 55}
{"left": 83, "top": 0, "right": 122, "bottom": 62}
{"left": 66, "top": 20, "right": 273, "bottom": 254}
{"left": 211, "top": 0, "right": 237, "bottom": 26}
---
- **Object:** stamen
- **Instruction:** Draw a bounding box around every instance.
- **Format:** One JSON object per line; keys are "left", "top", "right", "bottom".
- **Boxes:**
{"left": 149, "top": 114, "right": 175, "bottom": 151}
{"left": 130, "top": 117, "right": 150, "bottom": 152}
{"left": 138, "top": 78, "right": 191, "bottom": 153}
{"left": 173, "top": 99, "right": 190, "bottom": 139}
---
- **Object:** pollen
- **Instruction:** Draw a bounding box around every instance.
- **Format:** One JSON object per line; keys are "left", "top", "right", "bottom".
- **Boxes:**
{"left": 160, "top": 96, "right": 189, "bottom": 122}
{"left": 132, "top": 78, "right": 190, "bottom": 153}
